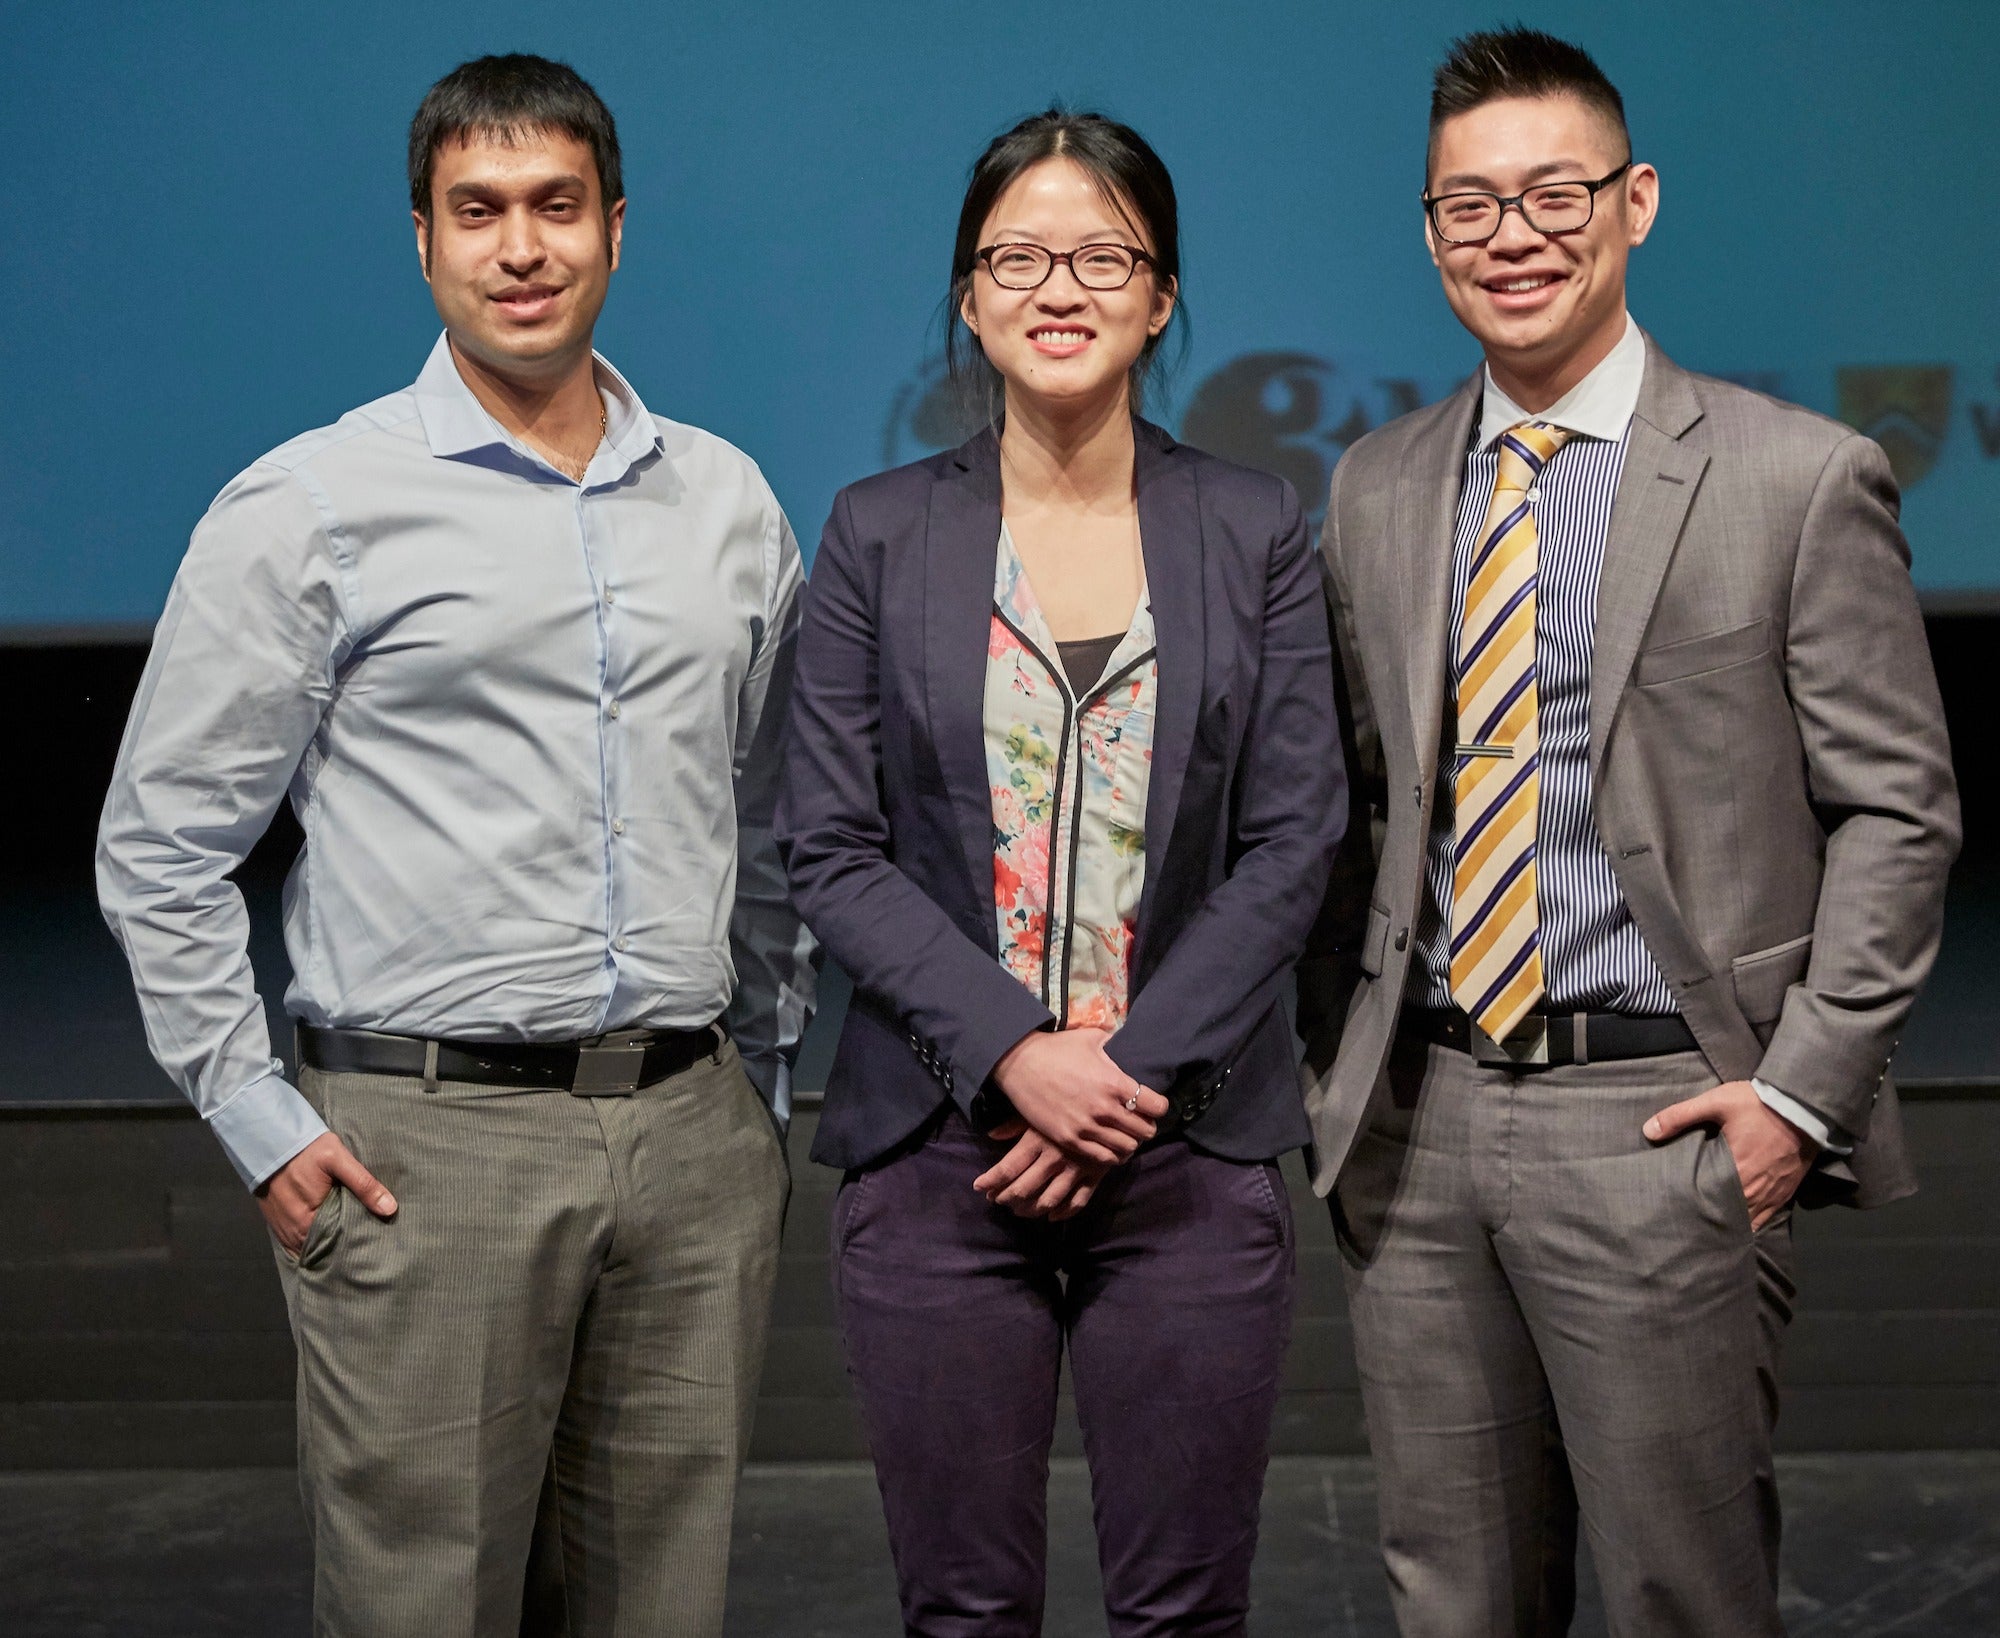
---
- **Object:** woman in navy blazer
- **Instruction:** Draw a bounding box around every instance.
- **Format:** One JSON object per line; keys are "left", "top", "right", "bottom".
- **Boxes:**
{"left": 776, "top": 110, "right": 1346, "bottom": 1636}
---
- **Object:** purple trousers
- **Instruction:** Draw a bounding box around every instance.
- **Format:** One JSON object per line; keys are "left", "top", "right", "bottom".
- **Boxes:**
{"left": 832, "top": 1111, "right": 1297, "bottom": 1637}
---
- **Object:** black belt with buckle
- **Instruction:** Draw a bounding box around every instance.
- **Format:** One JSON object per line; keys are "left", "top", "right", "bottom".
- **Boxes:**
{"left": 1401, "top": 1008, "right": 1697, "bottom": 1067}
{"left": 297, "top": 1021, "right": 726, "bottom": 1096}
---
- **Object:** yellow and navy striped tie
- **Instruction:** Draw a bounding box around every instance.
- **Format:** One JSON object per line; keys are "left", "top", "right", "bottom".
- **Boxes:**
{"left": 1450, "top": 420, "right": 1573, "bottom": 1044}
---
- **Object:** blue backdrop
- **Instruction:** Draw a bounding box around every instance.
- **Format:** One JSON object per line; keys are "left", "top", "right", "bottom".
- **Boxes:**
{"left": 5, "top": 0, "right": 1997, "bottom": 634}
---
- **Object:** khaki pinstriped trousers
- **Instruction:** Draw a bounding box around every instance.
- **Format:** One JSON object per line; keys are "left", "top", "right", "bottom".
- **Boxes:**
{"left": 275, "top": 1041, "right": 788, "bottom": 1638}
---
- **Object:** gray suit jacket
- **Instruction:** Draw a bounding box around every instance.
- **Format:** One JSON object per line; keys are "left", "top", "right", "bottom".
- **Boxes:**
{"left": 1298, "top": 336, "right": 1960, "bottom": 1209}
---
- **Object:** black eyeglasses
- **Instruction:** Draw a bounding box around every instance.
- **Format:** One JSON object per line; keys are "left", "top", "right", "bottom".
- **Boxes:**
{"left": 1423, "top": 162, "right": 1632, "bottom": 244}
{"left": 974, "top": 242, "right": 1157, "bottom": 291}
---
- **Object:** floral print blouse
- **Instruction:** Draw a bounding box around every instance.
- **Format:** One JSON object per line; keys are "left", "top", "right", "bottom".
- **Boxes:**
{"left": 985, "top": 524, "right": 1158, "bottom": 1030}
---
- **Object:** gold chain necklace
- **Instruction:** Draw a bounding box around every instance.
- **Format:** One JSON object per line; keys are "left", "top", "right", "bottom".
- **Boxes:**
{"left": 557, "top": 409, "right": 606, "bottom": 482}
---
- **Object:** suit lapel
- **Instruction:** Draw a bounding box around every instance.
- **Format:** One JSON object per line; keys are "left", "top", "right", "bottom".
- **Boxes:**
{"left": 1134, "top": 423, "right": 1203, "bottom": 940}
{"left": 924, "top": 431, "right": 1005, "bottom": 934}
{"left": 1400, "top": 373, "right": 1483, "bottom": 771}
{"left": 1581, "top": 343, "right": 1765, "bottom": 1071}
{"left": 1589, "top": 342, "right": 1708, "bottom": 782}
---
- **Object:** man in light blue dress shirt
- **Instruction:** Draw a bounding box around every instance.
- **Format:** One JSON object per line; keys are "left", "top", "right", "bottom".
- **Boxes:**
{"left": 97, "top": 55, "right": 815, "bottom": 1635}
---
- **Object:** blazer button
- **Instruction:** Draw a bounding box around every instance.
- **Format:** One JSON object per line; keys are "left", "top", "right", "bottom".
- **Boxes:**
{"left": 1395, "top": 927, "right": 1409, "bottom": 951}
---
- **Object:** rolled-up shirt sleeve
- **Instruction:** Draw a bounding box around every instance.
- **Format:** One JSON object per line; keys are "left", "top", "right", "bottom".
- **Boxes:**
{"left": 96, "top": 464, "right": 348, "bottom": 1187}
{"left": 723, "top": 498, "right": 820, "bottom": 1127}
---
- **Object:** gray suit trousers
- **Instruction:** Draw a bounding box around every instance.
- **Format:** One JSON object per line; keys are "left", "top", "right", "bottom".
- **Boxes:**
{"left": 1334, "top": 1038, "right": 1794, "bottom": 1638}
{"left": 275, "top": 1040, "right": 788, "bottom": 1638}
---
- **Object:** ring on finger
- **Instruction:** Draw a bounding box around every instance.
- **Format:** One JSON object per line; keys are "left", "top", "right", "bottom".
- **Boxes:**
{"left": 1124, "top": 1093, "right": 1139, "bottom": 1112}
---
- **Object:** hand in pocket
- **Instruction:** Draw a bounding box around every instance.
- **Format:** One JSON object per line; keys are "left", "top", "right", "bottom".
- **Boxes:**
{"left": 256, "top": 1132, "right": 398, "bottom": 1257}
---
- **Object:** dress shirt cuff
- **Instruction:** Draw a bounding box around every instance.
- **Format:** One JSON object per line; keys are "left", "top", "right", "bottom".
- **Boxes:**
{"left": 206, "top": 1066, "right": 329, "bottom": 1189}
{"left": 1752, "top": 1076, "right": 1853, "bottom": 1156}
{"left": 739, "top": 1051, "right": 791, "bottom": 1133}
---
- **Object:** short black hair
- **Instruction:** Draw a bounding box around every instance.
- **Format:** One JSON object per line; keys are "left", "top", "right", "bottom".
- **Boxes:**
{"left": 946, "top": 108, "right": 1186, "bottom": 418}
{"left": 408, "top": 54, "right": 623, "bottom": 218}
{"left": 1429, "top": 27, "right": 1629, "bottom": 169}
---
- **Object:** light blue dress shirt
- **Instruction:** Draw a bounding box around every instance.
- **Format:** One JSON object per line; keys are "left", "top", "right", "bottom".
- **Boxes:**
{"left": 98, "top": 335, "right": 818, "bottom": 1187}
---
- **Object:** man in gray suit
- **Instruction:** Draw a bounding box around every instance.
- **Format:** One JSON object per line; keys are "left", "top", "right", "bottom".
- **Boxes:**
{"left": 1299, "top": 27, "right": 1959, "bottom": 1636}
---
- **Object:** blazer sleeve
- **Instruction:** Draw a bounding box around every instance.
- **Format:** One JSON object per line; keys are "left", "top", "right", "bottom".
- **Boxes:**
{"left": 1106, "top": 480, "right": 1347, "bottom": 1093}
{"left": 1753, "top": 433, "right": 1960, "bottom": 1134}
{"left": 776, "top": 488, "right": 1056, "bottom": 1116}
{"left": 1295, "top": 454, "right": 1386, "bottom": 1069}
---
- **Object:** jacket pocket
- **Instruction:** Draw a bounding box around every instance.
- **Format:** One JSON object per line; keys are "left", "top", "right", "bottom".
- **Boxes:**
{"left": 1730, "top": 931, "right": 1814, "bottom": 1025}
{"left": 1360, "top": 904, "right": 1392, "bottom": 978}
{"left": 1635, "top": 617, "right": 1770, "bottom": 685}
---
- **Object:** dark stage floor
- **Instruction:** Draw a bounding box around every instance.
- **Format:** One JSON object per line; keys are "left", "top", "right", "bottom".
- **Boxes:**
{"left": 2, "top": 1454, "right": 1996, "bottom": 1636}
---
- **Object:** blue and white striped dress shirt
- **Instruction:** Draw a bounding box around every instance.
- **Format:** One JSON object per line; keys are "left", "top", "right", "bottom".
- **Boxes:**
{"left": 98, "top": 335, "right": 818, "bottom": 1187}
{"left": 1412, "top": 316, "right": 1845, "bottom": 1148}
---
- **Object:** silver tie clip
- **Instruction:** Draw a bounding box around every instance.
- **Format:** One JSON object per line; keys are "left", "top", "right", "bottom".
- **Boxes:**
{"left": 1455, "top": 742, "right": 1515, "bottom": 759}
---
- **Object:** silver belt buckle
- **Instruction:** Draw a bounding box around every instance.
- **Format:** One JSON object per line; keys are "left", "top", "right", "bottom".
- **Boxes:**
{"left": 1471, "top": 1017, "right": 1550, "bottom": 1066}
{"left": 571, "top": 1029, "right": 650, "bottom": 1096}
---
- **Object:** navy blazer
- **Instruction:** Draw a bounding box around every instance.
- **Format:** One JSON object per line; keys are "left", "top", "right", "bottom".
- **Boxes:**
{"left": 776, "top": 420, "right": 1346, "bottom": 1170}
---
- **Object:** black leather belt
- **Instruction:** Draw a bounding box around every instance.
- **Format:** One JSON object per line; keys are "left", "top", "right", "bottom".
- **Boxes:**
{"left": 297, "top": 1021, "right": 726, "bottom": 1096}
{"left": 1402, "top": 1008, "right": 1697, "bottom": 1067}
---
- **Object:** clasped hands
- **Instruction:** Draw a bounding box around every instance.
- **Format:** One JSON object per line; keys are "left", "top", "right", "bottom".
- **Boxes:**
{"left": 974, "top": 1028, "right": 1171, "bottom": 1220}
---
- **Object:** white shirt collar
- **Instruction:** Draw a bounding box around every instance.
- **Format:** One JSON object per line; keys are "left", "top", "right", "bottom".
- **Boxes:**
{"left": 1477, "top": 312, "right": 1645, "bottom": 448}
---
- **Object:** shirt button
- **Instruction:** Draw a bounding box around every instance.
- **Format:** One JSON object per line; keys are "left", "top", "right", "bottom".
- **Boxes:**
{"left": 607, "top": 701, "right": 621, "bottom": 719}
{"left": 604, "top": 589, "right": 617, "bottom": 606}
{"left": 611, "top": 817, "right": 626, "bottom": 835}
{"left": 614, "top": 936, "right": 630, "bottom": 953}
{"left": 1527, "top": 486, "right": 1542, "bottom": 503}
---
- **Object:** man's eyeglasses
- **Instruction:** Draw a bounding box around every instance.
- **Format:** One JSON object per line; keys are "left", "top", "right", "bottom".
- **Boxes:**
{"left": 1423, "top": 163, "right": 1632, "bottom": 245}
{"left": 974, "top": 242, "right": 1157, "bottom": 291}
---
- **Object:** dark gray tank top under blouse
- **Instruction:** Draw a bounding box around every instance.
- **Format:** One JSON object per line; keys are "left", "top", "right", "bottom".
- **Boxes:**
{"left": 1056, "top": 632, "right": 1125, "bottom": 696}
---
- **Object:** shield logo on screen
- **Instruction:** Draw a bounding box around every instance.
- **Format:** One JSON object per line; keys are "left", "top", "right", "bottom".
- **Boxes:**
{"left": 1179, "top": 353, "right": 1422, "bottom": 528}
{"left": 1835, "top": 365, "right": 1953, "bottom": 489}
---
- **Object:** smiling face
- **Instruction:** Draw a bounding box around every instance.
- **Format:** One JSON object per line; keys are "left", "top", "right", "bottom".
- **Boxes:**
{"left": 960, "top": 157, "right": 1176, "bottom": 419}
{"left": 1426, "top": 94, "right": 1657, "bottom": 402}
{"left": 414, "top": 128, "right": 624, "bottom": 388}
